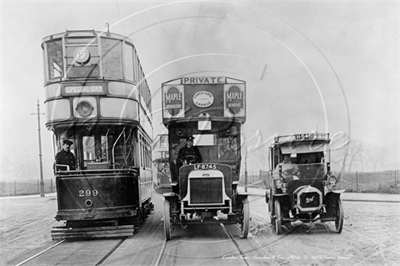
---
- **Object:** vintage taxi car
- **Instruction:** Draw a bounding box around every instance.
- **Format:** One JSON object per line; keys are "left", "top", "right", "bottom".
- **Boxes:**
{"left": 267, "top": 133, "right": 344, "bottom": 234}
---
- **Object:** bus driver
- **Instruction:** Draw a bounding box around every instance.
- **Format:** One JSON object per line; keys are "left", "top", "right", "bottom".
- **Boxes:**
{"left": 177, "top": 136, "right": 202, "bottom": 168}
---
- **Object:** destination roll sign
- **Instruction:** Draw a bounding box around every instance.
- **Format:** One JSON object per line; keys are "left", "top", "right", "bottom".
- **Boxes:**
{"left": 63, "top": 85, "right": 105, "bottom": 95}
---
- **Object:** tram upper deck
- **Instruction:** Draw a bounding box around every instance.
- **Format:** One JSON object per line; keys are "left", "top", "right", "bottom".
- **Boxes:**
{"left": 41, "top": 30, "right": 152, "bottom": 129}
{"left": 42, "top": 30, "right": 153, "bottom": 172}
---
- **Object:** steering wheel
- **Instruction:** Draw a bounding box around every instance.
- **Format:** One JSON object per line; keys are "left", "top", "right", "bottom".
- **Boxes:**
{"left": 183, "top": 154, "right": 199, "bottom": 164}
{"left": 282, "top": 168, "right": 301, "bottom": 180}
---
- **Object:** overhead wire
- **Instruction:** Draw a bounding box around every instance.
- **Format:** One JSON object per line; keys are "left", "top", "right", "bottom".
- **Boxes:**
{"left": 114, "top": 0, "right": 126, "bottom": 36}
{"left": 186, "top": 1, "right": 203, "bottom": 70}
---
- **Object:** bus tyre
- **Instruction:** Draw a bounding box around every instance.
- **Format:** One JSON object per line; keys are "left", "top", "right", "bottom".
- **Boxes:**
{"left": 240, "top": 198, "right": 250, "bottom": 238}
{"left": 164, "top": 199, "right": 171, "bottom": 240}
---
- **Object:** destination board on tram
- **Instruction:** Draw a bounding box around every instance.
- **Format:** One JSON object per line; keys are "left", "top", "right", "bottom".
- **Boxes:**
{"left": 63, "top": 85, "right": 106, "bottom": 95}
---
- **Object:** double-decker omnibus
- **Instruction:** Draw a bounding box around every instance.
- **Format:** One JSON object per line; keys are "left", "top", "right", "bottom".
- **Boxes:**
{"left": 161, "top": 76, "right": 249, "bottom": 240}
{"left": 42, "top": 29, "right": 153, "bottom": 239}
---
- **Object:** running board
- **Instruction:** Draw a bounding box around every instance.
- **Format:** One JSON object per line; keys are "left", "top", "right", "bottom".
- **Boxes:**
{"left": 51, "top": 225, "right": 134, "bottom": 240}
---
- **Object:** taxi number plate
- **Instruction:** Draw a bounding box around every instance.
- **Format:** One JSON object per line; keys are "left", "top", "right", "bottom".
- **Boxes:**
{"left": 295, "top": 133, "right": 315, "bottom": 140}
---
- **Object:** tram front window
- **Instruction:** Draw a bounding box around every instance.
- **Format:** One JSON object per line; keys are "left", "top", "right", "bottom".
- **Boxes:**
{"left": 46, "top": 40, "right": 63, "bottom": 80}
{"left": 83, "top": 135, "right": 110, "bottom": 169}
{"left": 101, "top": 38, "right": 122, "bottom": 79}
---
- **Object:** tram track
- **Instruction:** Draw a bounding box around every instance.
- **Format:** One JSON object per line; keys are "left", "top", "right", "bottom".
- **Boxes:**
{"left": 14, "top": 236, "right": 130, "bottom": 266}
{"left": 154, "top": 239, "right": 251, "bottom": 266}
{"left": 220, "top": 224, "right": 250, "bottom": 266}
{"left": 154, "top": 240, "right": 167, "bottom": 266}
{"left": 154, "top": 223, "right": 252, "bottom": 266}
{"left": 95, "top": 237, "right": 128, "bottom": 265}
{"left": 15, "top": 240, "right": 66, "bottom": 266}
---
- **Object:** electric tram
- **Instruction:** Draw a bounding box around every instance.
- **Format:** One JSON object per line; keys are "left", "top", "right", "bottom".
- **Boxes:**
{"left": 42, "top": 29, "right": 153, "bottom": 239}
{"left": 161, "top": 76, "right": 249, "bottom": 240}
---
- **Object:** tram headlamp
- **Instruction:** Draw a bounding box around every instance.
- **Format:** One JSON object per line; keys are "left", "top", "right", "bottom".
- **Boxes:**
{"left": 76, "top": 101, "right": 93, "bottom": 117}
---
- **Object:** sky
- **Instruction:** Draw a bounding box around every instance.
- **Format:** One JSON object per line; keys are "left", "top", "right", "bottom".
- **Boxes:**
{"left": 1, "top": 0, "right": 398, "bottom": 182}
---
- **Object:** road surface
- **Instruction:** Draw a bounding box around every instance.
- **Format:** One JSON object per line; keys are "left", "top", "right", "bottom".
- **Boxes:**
{"left": 1, "top": 190, "right": 399, "bottom": 265}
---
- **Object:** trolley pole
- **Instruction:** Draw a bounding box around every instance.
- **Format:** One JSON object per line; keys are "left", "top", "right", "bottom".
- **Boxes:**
{"left": 31, "top": 99, "right": 45, "bottom": 197}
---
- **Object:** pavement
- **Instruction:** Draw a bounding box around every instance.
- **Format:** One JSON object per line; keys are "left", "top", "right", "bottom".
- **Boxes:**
{"left": 0, "top": 192, "right": 57, "bottom": 200}
{"left": 240, "top": 187, "right": 400, "bottom": 203}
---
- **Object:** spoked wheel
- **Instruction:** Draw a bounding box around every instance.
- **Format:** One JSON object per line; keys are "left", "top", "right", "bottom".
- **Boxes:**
{"left": 163, "top": 199, "right": 171, "bottom": 240}
{"left": 268, "top": 189, "right": 273, "bottom": 225}
{"left": 334, "top": 199, "right": 344, "bottom": 233}
{"left": 273, "top": 200, "right": 282, "bottom": 235}
{"left": 240, "top": 198, "right": 250, "bottom": 238}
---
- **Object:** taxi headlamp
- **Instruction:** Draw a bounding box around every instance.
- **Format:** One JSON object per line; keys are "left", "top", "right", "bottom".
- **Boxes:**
{"left": 275, "top": 178, "right": 283, "bottom": 189}
{"left": 328, "top": 171, "right": 337, "bottom": 185}
{"left": 281, "top": 182, "right": 288, "bottom": 193}
{"left": 328, "top": 176, "right": 337, "bottom": 185}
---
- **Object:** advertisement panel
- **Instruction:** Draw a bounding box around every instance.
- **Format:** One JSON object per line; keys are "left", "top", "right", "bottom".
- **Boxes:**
{"left": 162, "top": 84, "right": 185, "bottom": 119}
{"left": 162, "top": 77, "right": 246, "bottom": 124}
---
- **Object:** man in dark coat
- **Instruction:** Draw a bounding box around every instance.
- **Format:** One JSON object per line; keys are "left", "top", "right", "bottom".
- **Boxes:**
{"left": 177, "top": 136, "right": 202, "bottom": 169}
{"left": 55, "top": 139, "right": 76, "bottom": 171}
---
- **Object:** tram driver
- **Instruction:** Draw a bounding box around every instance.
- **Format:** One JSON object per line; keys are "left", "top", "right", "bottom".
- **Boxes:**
{"left": 177, "top": 136, "right": 202, "bottom": 169}
{"left": 55, "top": 139, "right": 76, "bottom": 171}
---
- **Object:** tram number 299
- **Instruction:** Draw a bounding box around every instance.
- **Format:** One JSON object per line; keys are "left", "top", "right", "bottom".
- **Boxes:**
{"left": 78, "top": 190, "right": 99, "bottom": 197}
